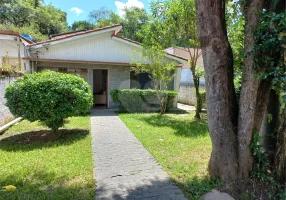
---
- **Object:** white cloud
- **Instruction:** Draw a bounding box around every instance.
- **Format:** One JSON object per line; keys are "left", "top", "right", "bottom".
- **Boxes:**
{"left": 70, "top": 7, "right": 84, "bottom": 15}
{"left": 115, "top": 0, "right": 144, "bottom": 17}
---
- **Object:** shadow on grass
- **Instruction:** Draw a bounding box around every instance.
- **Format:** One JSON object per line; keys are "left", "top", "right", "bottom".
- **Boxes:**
{"left": 135, "top": 113, "right": 209, "bottom": 138}
{"left": 95, "top": 175, "right": 221, "bottom": 200}
{"left": 0, "top": 129, "right": 89, "bottom": 152}
{"left": 0, "top": 170, "right": 95, "bottom": 200}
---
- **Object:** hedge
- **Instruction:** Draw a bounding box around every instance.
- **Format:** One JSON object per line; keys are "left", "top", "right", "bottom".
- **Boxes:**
{"left": 110, "top": 89, "right": 177, "bottom": 113}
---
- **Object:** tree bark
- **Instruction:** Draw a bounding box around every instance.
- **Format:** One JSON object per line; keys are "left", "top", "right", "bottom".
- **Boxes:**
{"left": 275, "top": 106, "right": 286, "bottom": 185}
{"left": 195, "top": 0, "right": 238, "bottom": 182}
{"left": 237, "top": 0, "right": 265, "bottom": 179}
{"left": 253, "top": 80, "right": 272, "bottom": 132}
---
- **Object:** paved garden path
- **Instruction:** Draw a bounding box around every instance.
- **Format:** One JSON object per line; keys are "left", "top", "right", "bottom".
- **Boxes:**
{"left": 91, "top": 109, "right": 187, "bottom": 200}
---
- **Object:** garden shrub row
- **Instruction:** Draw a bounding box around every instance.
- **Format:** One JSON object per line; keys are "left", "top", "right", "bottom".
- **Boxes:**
{"left": 111, "top": 89, "right": 178, "bottom": 113}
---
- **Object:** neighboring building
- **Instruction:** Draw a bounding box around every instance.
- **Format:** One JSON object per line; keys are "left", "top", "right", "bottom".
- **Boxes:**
{"left": 0, "top": 31, "right": 33, "bottom": 125}
{"left": 24, "top": 24, "right": 187, "bottom": 108}
{"left": 166, "top": 47, "right": 205, "bottom": 106}
{"left": 0, "top": 31, "right": 33, "bottom": 72}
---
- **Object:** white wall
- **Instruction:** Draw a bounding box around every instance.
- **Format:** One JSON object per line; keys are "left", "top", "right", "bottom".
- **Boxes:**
{"left": 31, "top": 32, "right": 178, "bottom": 65}
{"left": 0, "top": 35, "right": 29, "bottom": 72}
{"left": 0, "top": 77, "right": 17, "bottom": 126}
{"left": 33, "top": 33, "right": 140, "bottom": 63}
{"left": 180, "top": 68, "right": 205, "bottom": 85}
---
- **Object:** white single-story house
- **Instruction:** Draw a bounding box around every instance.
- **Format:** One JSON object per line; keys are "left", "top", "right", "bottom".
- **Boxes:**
{"left": 23, "top": 23, "right": 187, "bottom": 108}
{"left": 166, "top": 47, "right": 205, "bottom": 105}
{"left": 0, "top": 31, "right": 32, "bottom": 72}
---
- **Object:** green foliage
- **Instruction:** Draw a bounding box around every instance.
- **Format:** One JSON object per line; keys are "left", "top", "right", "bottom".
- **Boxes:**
{"left": 87, "top": 6, "right": 149, "bottom": 43}
{"left": 139, "top": 0, "right": 198, "bottom": 48}
{"left": 250, "top": 133, "right": 286, "bottom": 200}
{"left": 195, "top": 67, "right": 204, "bottom": 79}
{"left": 254, "top": 11, "right": 286, "bottom": 92}
{"left": 137, "top": 20, "right": 174, "bottom": 49}
{"left": 71, "top": 20, "right": 95, "bottom": 31}
{"left": 132, "top": 46, "right": 177, "bottom": 113}
{"left": 142, "top": 0, "right": 203, "bottom": 118}
{"left": 0, "top": 0, "right": 68, "bottom": 41}
{"left": 119, "top": 7, "right": 149, "bottom": 43}
{"left": 226, "top": 1, "right": 245, "bottom": 72}
{"left": 34, "top": 4, "right": 68, "bottom": 36}
{"left": 5, "top": 71, "right": 93, "bottom": 132}
{"left": 111, "top": 89, "right": 177, "bottom": 113}
{"left": 132, "top": 46, "right": 177, "bottom": 89}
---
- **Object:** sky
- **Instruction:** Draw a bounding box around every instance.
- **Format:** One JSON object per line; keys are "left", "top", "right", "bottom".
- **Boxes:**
{"left": 45, "top": 0, "right": 151, "bottom": 25}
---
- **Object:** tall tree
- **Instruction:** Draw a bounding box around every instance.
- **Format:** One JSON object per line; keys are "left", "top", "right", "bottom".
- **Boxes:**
{"left": 195, "top": 0, "right": 238, "bottom": 182}
{"left": 195, "top": 0, "right": 285, "bottom": 182}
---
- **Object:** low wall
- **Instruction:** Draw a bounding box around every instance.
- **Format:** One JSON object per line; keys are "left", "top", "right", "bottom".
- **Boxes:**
{"left": 178, "top": 84, "right": 205, "bottom": 106}
{"left": 0, "top": 77, "right": 17, "bottom": 126}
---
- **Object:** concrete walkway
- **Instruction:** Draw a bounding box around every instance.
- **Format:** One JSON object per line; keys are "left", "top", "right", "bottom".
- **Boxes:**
{"left": 91, "top": 109, "right": 187, "bottom": 200}
{"left": 177, "top": 103, "right": 196, "bottom": 111}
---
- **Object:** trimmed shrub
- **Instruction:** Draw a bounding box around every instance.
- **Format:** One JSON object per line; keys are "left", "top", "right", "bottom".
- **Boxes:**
{"left": 5, "top": 70, "right": 93, "bottom": 132}
{"left": 110, "top": 89, "right": 177, "bottom": 113}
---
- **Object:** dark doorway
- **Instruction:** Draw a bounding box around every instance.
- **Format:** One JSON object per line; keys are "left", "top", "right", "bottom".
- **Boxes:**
{"left": 93, "top": 69, "right": 108, "bottom": 108}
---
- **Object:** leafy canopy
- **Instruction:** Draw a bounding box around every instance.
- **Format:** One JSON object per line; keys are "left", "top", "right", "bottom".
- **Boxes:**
{"left": 0, "top": 0, "right": 68, "bottom": 41}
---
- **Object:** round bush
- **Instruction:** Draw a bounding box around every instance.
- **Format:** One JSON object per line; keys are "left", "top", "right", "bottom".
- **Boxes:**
{"left": 5, "top": 70, "right": 93, "bottom": 132}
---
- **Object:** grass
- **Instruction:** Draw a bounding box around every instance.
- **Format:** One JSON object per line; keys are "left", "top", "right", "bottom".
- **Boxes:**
{"left": 118, "top": 111, "right": 222, "bottom": 200}
{"left": 0, "top": 116, "right": 95, "bottom": 200}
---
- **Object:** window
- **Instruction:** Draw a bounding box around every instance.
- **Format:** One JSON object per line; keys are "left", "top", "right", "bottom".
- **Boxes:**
{"left": 130, "top": 71, "right": 152, "bottom": 89}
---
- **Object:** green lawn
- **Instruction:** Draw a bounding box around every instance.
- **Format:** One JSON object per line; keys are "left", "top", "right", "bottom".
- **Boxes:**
{"left": 118, "top": 111, "right": 221, "bottom": 200}
{"left": 0, "top": 116, "right": 95, "bottom": 200}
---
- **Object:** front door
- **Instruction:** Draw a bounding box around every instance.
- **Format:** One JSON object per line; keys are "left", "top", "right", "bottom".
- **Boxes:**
{"left": 93, "top": 69, "right": 108, "bottom": 108}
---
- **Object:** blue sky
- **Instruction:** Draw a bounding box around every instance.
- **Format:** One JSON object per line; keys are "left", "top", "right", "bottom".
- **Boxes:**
{"left": 45, "top": 0, "right": 151, "bottom": 25}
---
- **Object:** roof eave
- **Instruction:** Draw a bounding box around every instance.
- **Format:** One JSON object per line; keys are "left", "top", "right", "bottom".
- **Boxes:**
{"left": 111, "top": 36, "right": 188, "bottom": 63}
{"left": 28, "top": 24, "right": 123, "bottom": 49}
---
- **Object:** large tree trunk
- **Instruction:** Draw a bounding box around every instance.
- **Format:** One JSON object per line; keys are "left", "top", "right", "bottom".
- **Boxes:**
{"left": 237, "top": 0, "right": 265, "bottom": 179}
{"left": 195, "top": 0, "right": 238, "bottom": 182}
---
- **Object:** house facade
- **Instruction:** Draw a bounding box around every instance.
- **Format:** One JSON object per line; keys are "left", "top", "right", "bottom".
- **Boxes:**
{"left": 24, "top": 24, "right": 187, "bottom": 108}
